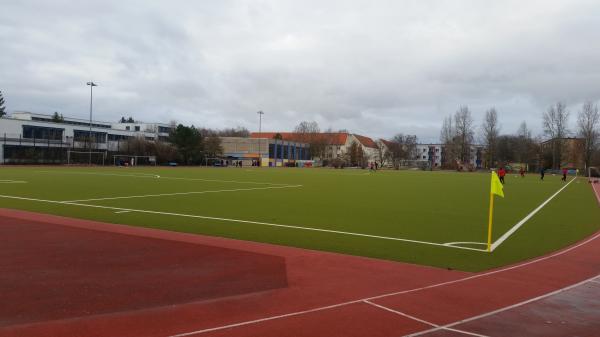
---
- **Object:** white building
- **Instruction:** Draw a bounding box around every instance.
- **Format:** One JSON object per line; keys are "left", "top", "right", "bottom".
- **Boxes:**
{"left": 415, "top": 144, "right": 443, "bottom": 168}
{"left": 0, "top": 111, "right": 173, "bottom": 164}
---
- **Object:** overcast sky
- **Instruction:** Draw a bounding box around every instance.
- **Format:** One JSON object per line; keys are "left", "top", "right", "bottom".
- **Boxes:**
{"left": 1, "top": 0, "right": 599, "bottom": 142}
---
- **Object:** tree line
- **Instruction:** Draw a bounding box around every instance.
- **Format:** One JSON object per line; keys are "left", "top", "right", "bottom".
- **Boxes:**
{"left": 440, "top": 101, "right": 599, "bottom": 170}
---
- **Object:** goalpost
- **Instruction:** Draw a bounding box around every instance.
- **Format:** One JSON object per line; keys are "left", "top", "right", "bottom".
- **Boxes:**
{"left": 67, "top": 150, "right": 107, "bottom": 166}
{"left": 113, "top": 155, "right": 157, "bottom": 166}
{"left": 588, "top": 167, "right": 600, "bottom": 183}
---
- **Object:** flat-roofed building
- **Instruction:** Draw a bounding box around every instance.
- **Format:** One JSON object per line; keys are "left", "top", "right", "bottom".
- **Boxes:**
{"left": 0, "top": 111, "right": 173, "bottom": 164}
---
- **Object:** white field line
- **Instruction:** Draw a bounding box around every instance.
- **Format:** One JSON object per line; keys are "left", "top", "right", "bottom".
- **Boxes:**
{"left": 443, "top": 241, "right": 487, "bottom": 247}
{"left": 405, "top": 273, "right": 600, "bottom": 337}
{"left": 165, "top": 230, "right": 600, "bottom": 337}
{"left": 0, "top": 194, "right": 486, "bottom": 253}
{"left": 114, "top": 210, "right": 131, "bottom": 214}
{"left": 0, "top": 180, "right": 27, "bottom": 183}
{"left": 64, "top": 185, "right": 303, "bottom": 203}
{"left": 490, "top": 177, "right": 576, "bottom": 252}
{"left": 34, "top": 170, "right": 291, "bottom": 186}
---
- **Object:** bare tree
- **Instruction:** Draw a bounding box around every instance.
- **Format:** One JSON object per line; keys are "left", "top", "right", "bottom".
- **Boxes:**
{"left": 481, "top": 107, "right": 500, "bottom": 168}
{"left": 375, "top": 140, "right": 390, "bottom": 167}
{"left": 454, "top": 106, "right": 475, "bottom": 164}
{"left": 577, "top": 101, "right": 600, "bottom": 169}
{"left": 294, "top": 121, "right": 327, "bottom": 159}
{"left": 543, "top": 102, "right": 569, "bottom": 169}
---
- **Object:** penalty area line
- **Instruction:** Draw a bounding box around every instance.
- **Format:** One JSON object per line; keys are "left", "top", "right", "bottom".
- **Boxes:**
{"left": 0, "top": 193, "right": 485, "bottom": 252}
{"left": 63, "top": 185, "right": 303, "bottom": 203}
{"left": 490, "top": 177, "right": 576, "bottom": 252}
{"left": 0, "top": 180, "right": 27, "bottom": 183}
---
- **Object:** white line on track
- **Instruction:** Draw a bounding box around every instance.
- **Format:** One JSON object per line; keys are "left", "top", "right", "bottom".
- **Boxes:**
{"left": 0, "top": 180, "right": 27, "bottom": 183}
{"left": 64, "top": 185, "right": 303, "bottom": 202}
{"left": 362, "top": 300, "right": 490, "bottom": 337}
{"left": 490, "top": 177, "right": 576, "bottom": 251}
{"left": 0, "top": 194, "right": 486, "bottom": 252}
{"left": 405, "top": 273, "right": 600, "bottom": 336}
{"left": 34, "top": 170, "right": 292, "bottom": 186}
{"left": 163, "top": 230, "right": 600, "bottom": 337}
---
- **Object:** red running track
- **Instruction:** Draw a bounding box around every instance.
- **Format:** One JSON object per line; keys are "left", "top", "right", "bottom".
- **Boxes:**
{"left": 0, "top": 208, "right": 599, "bottom": 337}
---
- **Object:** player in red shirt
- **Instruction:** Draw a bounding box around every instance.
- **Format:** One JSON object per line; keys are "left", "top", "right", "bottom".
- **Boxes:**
{"left": 562, "top": 168, "right": 568, "bottom": 181}
{"left": 498, "top": 167, "right": 506, "bottom": 184}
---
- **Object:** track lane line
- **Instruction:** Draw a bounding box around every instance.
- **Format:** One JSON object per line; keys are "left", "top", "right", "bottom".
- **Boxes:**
{"left": 164, "top": 230, "right": 600, "bottom": 337}
{"left": 405, "top": 273, "right": 600, "bottom": 336}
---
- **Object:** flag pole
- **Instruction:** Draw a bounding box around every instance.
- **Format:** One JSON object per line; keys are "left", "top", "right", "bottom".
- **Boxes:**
{"left": 486, "top": 189, "right": 494, "bottom": 252}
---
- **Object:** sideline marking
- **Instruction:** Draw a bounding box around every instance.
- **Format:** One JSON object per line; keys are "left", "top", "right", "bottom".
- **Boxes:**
{"left": 0, "top": 194, "right": 486, "bottom": 252}
{"left": 114, "top": 210, "right": 131, "bottom": 214}
{"left": 406, "top": 273, "right": 600, "bottom": 336}
{"left": 64, "top": 185, "right": 303, "bottom": 202}
{"left": 164, "top": 230, "right": 600, "bottom": 337}
{"left": 490, "top": 177, "right": 576, "bottom": 251}
{"left": 363, "top": 300, "right": 489, "bottom": 337}
{"left": 0, "top": 180, "right": 27, "bottom": 184}
{"left": 34, "top": 170, "right": 292, "bottom": 186}
{"left": 443, "top": 241, "right": 487, "bottom": 247}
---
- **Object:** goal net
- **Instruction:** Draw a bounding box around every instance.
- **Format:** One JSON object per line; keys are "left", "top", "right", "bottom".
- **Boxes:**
{"left": 67, "top": 150, "right": 107, "bottom": 166}
{"left": 589, "top": 167, "right": 600, "bottom": 183}
{"left": 113, "top": 155, "right": 157, "bottom": 166}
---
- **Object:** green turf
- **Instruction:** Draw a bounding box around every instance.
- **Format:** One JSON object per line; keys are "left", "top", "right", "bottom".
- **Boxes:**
{"left": 0, "top": 166, "right": 598, "bottom": 271}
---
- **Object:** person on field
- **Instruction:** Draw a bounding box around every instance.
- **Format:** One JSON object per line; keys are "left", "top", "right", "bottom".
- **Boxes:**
{"left": 498, "top": 167, "right": 506, "bottom": 184}
{"left": 540, "top": 167, "right": 545, "bottom": 181}
{"left": 562, "top": 168, "right": 568, "bottom": 181}
{"left": 519, "top": 166, "right": 525, "bottom": 178}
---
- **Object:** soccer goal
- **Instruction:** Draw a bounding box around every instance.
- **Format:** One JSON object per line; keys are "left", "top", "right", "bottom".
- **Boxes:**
{"left": 113, "top": 155, "right": 157, "bottom": 166}
{"left": 588, "top": 167, "right": 600, "bottom": 183}
{"left": 67, "top": 150, "right": 107, "bottom": 166}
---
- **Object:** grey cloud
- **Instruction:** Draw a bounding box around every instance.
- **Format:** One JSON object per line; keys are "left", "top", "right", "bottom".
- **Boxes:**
{"left": 1, "top": 0, "right": 599, "bottom": 140}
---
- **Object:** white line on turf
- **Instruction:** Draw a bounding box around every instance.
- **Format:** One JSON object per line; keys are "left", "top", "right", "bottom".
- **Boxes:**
{"left": 405, "top": 273, "right": 600, "bottom": 336}
{"left": 0, "top": 180, "right": 27, "bottom": 183}
{"left": 490, "top": 177, "right": 576, "bottom": 251}
{"left": 0, "top": 194, "right": 486, "bottom": 252}
{"left": 164, "top": 230, "right": 600, "bottom": 337}
{"left": 363, "top": 300, "right": 490, "bottom": 337}
{"left": 114, "top": 210, "right": 131, "bottom": 214}
{"left": 443, "top": 241, "right": 487, "bottom": 247}
{"left": 34, "top": 170, "right": 292, "bottom": 186}
{"left": 64, "top": 185, "right": 303, "bottom": 202}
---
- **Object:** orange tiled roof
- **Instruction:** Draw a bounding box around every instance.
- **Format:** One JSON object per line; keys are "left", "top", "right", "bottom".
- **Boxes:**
{"left": 250, "top": 132, "right": 349, "bottom": 145}
{"left": 353, "top": 134, "right": 378, "bottom": 148}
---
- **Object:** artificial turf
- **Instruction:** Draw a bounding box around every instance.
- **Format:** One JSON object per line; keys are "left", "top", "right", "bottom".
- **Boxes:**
{"left": 0, "top": 166, "right": 598, "bottom": 271}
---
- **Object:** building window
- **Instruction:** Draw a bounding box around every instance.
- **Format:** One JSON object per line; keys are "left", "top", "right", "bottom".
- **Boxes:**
{"left": 74, "top": 130, "right": 106, "bottom": 143}
{"left": 135, "top": 126, "right": 140, "bottom": 131}
{"left": 22, "top": 125, "right": 64, "bottom": 140}
{"left": 126, "top": 126, "right": 130, "bottom": 131}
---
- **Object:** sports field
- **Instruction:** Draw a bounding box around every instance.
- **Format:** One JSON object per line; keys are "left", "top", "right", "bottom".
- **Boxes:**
{"left": 1, "top": 166, "right": 598, "bottom": 271}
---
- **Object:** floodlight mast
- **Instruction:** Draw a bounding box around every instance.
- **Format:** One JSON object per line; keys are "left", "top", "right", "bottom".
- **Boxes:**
{"left": 86, "top": 81, "right": 98, "bottom": 165}
{"left": 257, "top": 110, "right": 264, "bottom": 167}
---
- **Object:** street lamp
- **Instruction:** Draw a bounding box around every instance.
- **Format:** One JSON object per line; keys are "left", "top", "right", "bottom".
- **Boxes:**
{"left": 257, "top": 110, "right": 264, "bottom": 167}
{"left": 86, "top": 81, "right": 98, "bottom": 165}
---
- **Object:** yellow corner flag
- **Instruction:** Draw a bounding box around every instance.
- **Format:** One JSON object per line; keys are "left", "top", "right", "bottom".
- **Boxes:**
{"left": 487, "top": 171, "right": 504, "bottom": 252}
{"left": 491, "top": 171, "right": 504, "bottom": 198}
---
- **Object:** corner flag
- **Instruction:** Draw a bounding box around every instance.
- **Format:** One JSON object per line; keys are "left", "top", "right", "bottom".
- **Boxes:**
{"left": 491, "top": 171, "right": 504, "bottom": 198}
{"left": 487, "top": 171, "right": 504, "bottom": 252}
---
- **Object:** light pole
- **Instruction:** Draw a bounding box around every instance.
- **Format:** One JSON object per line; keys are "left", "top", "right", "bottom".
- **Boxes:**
{"left": 257, "top": 110, "right": 264, "bottom": 167}
{"left": 86, "top": 81, "right": 98, "bottom": 165}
